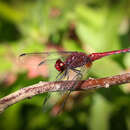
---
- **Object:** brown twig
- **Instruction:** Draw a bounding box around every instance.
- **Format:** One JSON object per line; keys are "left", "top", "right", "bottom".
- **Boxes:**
{"left": 0, "top": 73, "right": 130, "bottom": 113}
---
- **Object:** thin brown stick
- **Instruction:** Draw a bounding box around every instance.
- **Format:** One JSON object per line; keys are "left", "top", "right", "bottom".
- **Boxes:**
{"left": 0, "top": 73, "right": 130, "bottom": 113}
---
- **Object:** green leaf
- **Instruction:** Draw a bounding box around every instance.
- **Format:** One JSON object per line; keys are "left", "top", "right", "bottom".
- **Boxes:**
{"left": 89, "top": 94, "right": 113, "bottom": 130}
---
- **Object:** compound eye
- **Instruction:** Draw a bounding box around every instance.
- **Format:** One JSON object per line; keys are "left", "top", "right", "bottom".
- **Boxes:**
{"left": 60, "top": 62, "right": 64, "bottom": 67}
{"left": 55, "top": 59, "right": 65, "bottom": 72}
{"left": 55, "top": 63, "right": 61, "bottom": 71}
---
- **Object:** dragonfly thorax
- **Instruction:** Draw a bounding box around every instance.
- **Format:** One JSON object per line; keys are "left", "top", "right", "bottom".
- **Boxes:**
{"left": 55, "top": 59, "right": 65, "bottom": 72}
{"left": 65, "top": 52, "right": 91, "bottom": 69}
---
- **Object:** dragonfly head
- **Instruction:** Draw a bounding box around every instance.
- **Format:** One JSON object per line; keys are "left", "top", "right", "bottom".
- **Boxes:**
{"left": 55, "top": 59, "right": 65, "bottom": 72}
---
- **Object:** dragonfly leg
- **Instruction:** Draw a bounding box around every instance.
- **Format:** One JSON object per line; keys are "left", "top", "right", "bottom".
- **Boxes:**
{"left": 57, "top": 91, "right": 71, "bottom": 114}
{"left": 42, "top": 93, "right": 51, "bottom": 112}
{"left": 56, "top": 71, "right": 63, "bottom": 80}
{"left": 57, "top": 69, "right": 83, "bottom": 114}
{"left": 71, "top": 68, "right": 83, "bottom": 80}
{"left": 56, "top": 69, "right": 68, "bottom": 81}
{"left": 57, "top": 79, "right": 80, "bottom": 114}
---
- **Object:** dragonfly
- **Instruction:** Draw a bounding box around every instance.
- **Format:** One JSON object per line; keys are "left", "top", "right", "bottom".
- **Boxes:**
{"left": 19, "top": 48, "right": 130, "bottom": 113}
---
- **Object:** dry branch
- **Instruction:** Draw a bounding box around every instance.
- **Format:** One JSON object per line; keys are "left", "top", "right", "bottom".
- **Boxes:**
{"left": 0, "top": 73, "right": 130, "bottom": 113}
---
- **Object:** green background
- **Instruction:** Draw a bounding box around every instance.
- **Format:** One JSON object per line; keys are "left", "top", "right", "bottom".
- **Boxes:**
{"left": 0, "top": 0, "right": 130, "bottom": 130}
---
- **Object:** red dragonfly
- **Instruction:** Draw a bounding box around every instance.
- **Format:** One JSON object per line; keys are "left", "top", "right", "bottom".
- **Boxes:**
{"left": 19, "top": 48, "right": 130, "bottom": 112}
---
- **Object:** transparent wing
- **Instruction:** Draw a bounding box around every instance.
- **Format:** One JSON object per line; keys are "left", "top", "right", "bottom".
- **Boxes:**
{"left": 42, "top": 66, "right": 89, "bottom": 114}
{"left": 42, "top": 92, "right": 62, "bottom": 112}
{"left": 19, "top": 51, "right": 88, "bottom": 113}
{"left": 42, "top": 70, "right": 68, "bottom": 112}
{"left": 52, "top": 66, "right": 88, "bottom": 115}
{"left": 18, "top": 51, "right": 76, "bottom": 78}
{"left": 48, "top": 66, "right": 89, "bottom": 114}
{"left": 19, "top": 51, "right": 76, "bottom": 65}
{"left": 22, "top": 51, "right": 74, "bottom": 111}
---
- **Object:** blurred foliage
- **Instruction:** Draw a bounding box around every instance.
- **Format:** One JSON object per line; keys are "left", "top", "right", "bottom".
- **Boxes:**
{"left": 0, "top": 0, "right": 130, "bottom": 130}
